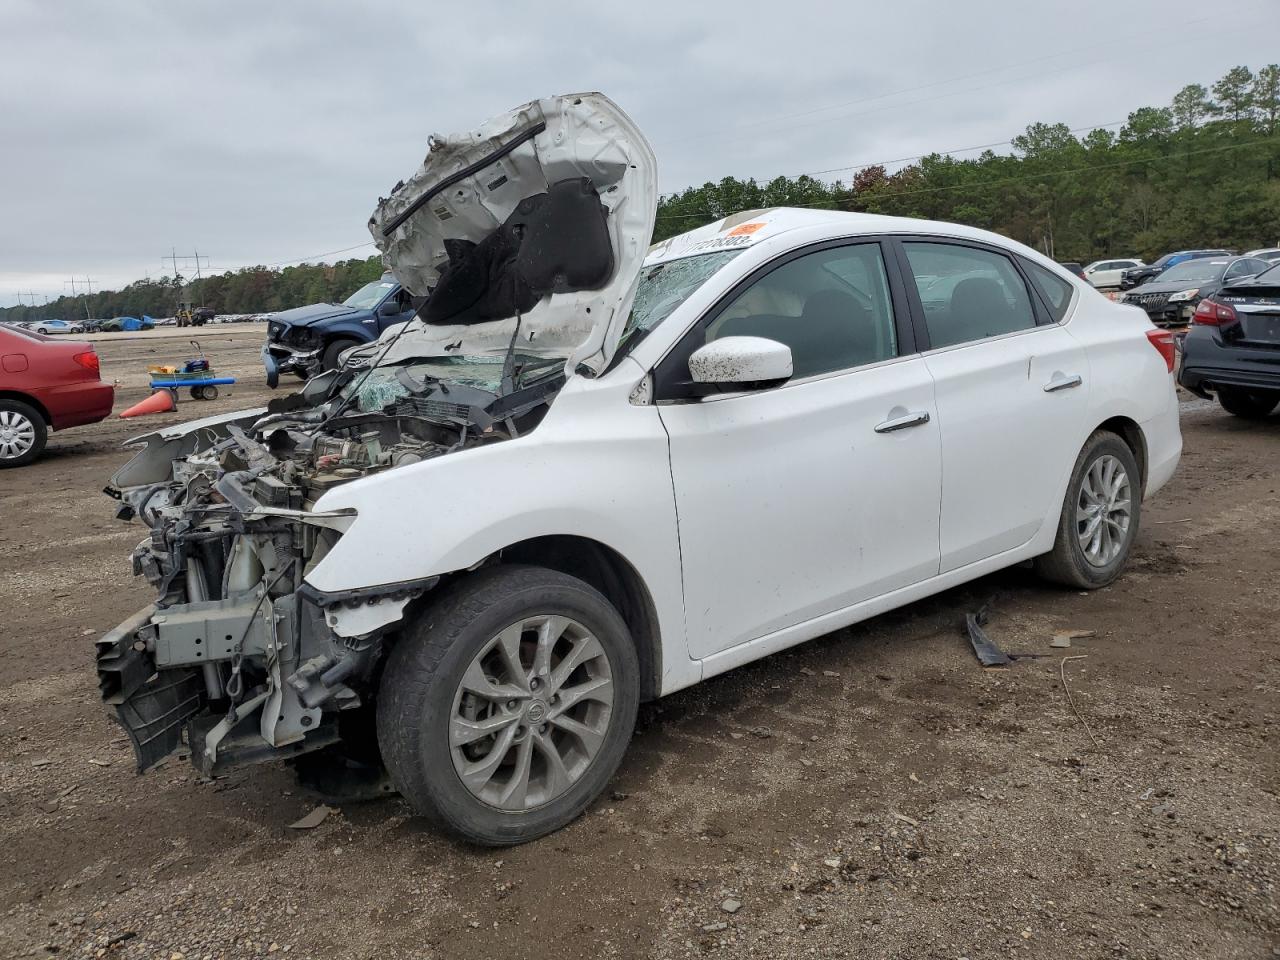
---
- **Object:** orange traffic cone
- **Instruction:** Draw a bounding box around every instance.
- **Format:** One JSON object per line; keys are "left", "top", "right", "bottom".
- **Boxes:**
{"left": 119, "top": 389, "right": 176, "bottom": 419}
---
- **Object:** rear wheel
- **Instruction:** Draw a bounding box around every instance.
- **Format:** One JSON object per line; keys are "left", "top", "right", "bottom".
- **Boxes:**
{"left": 0, "top": 400, "right": 47, "bottom": 468}
{"left": 1217, "top": 386, "right": 1279, "bottom": 420}
{"left": 1035, "top": 430, "right": 1141, "bottom": 589}
{"left": 377, "top": 565, "right": 639, "bottom": 846}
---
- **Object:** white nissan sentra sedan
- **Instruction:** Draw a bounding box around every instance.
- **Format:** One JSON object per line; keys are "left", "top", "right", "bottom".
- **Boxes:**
{"left": 98, "top": 93, "right": 1181, "bottom": 846}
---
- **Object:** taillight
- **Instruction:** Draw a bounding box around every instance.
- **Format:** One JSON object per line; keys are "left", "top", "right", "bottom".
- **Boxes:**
{"left": 1145, "top": 328, "right": 1175, "bottom": 373}
{"left": 1192, "top": 298, "right": 1237, "bottom": 326}
{"left": 72, "top": 350, "right": 100, "bottom": 374}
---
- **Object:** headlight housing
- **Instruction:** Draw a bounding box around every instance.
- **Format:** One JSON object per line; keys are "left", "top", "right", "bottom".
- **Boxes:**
{"left": 1168, "top": 288, "right": 1200, "bottom": 303}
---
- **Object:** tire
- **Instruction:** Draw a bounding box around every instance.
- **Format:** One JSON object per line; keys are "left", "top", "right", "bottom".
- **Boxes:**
{"left": 1034, "top": 430, "right": 1142, "bottom": 589}
{"left": 377, "top": 565, "right": 639, "bottom": 846}
{"left": 0, "top": 399, "right": 48, "bottom": 468}
{"left": 321, "top": 338, "right": 359, "bottom": 372}
{"left": 1217, "top": 386, "right": 1279, "bottom": 420}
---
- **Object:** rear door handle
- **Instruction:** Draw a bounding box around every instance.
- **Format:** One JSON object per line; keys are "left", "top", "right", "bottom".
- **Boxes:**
{"left": 1043, "top": 374, "right": 1083, "bottom": 393}
{"left": 874, "top": 411, "right": 931, "bottom": 433}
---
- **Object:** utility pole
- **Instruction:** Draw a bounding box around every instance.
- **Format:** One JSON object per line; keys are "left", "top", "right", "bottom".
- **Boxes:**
{"left": 82, "top": 278, "right": 94, "bottom": 320}
{"left": 161, "top": 249, "right": 210, "bottom": 319}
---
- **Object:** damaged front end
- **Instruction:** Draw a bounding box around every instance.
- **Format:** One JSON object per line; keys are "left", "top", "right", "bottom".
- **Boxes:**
{"left": 96, "top": 90, "right": 656, "bottom": 781}
{"left": 98, "top": 358, "right": 561, "bottom": 776}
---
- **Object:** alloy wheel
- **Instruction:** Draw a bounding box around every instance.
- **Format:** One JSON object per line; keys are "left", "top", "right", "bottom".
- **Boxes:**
{"left": 1076, "top": 454, "right": 1131, "bottom": 567}
{"left": 0, "top": 409, "right": 37, "bottom": 460}
{"left": 449, "top": 615, "right": 615, "bottom": 811}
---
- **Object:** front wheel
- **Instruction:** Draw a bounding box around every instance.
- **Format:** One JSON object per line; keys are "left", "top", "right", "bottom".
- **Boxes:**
{"left": 377, "top": 566, "right": 639, "bottom": 846}
{"left": 1217, "top": 386, "right": 1279, "bottom": 420}
{"left": 321, "top": 338, "right": 359, "bottom": 372}
{"left": 1035, "top": 431, "right": 1141, "bottom": 589}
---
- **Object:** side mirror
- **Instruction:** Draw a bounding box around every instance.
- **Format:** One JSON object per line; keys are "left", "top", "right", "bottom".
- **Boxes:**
{"left": 378, "top": 298, "right": 404, "bottom": 316}
{"left": 688, "top": 336, "right": 793, "bottom": 392}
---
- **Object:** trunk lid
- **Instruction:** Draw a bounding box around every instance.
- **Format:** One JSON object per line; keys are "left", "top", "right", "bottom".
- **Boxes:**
{"left": 368, "top": 93, "right": 657, "bottom": 376}
{"left": 1218, "top": 282, "right": 1280, "bottom": 347}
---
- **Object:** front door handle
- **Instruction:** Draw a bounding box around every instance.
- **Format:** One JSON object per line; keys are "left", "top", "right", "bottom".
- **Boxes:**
{"left": 1043, "top": 374, "right": 1083, "bottom": 393}
{"left": 874, "top": 411, "right": 931, "bottom": 433}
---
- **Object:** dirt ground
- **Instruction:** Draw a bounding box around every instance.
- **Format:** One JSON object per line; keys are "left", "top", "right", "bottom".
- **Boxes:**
{"left": 1, "top": 327, "right": 1277, "bottom": 960}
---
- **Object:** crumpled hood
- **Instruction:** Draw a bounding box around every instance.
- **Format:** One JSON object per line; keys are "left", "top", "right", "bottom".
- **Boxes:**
{"left": 271, "top": 302, "right": 359, "bottom": 328}
{"left": 368, "top": 93, "right": 656, "bottom": 375}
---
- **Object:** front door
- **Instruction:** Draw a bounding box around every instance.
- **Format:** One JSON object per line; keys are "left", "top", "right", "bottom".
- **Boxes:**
{"left": 377, "top": 287, "right": 418, "bottom": 334}
{"left": 655, "top": 240, "right": 942, "bottom": 660}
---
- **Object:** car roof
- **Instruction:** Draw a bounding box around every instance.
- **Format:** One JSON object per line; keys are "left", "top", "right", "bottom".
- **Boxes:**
{"left": 647, "top": 207, "right": 1057, "bottom": 269}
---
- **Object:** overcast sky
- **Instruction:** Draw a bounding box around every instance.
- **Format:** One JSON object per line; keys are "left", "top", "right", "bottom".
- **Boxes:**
{"left": 2, "top": 0, "right": 1277, "bottom": 307}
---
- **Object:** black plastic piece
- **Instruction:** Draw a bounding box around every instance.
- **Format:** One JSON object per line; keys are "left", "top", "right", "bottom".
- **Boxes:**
{"left": 114, "top": 670, "right": 205, "bottom": 772}
{"left": 965, "top": 607, "right": 1013, "bottom": 668}
{"left": 189, "top": 712, "right": 340, "bottom": 778}
{"left": 421, "top": 178, "right": 612, "bottom": 326}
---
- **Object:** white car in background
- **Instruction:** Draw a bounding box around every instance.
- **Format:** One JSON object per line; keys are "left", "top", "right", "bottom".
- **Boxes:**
{"left": 99, "top": 93, "right": 1182, "bottom": 846}
{"left": 1245, "top": 247, "right": 1280, "bottom": 264}
{"left": 1083, "top": 258, "right": 1144, "bottom": 289}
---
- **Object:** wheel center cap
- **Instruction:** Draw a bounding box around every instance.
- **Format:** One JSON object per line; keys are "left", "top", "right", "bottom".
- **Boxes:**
{"left": 525, "top": 700, "right": 548, "bottom": 724}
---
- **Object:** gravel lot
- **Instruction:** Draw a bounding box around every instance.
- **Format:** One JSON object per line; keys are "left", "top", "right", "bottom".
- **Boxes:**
{"left": 1, "top": 327, "right": 1276, "bottom": 959}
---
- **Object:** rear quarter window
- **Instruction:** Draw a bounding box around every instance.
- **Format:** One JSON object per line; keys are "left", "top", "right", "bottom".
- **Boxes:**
{"left": 1022, "top": 260, "right": 1074, "bottom": 322}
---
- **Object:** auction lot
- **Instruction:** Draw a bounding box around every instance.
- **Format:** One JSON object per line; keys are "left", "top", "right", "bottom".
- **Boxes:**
{"left": 1, "top": 328, "right": 1277, "bottom": 960}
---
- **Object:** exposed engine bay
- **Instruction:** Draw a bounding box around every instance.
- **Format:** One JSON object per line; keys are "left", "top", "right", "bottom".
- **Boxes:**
{"left": 98, "top": 351, "right": 565, "bottom": 777}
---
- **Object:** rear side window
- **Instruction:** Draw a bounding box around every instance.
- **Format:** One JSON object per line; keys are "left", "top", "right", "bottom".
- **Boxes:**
{"left": 1022, "top": 260, "right": 1074, "bottom": 321}
{"left": 903, "top": 242, "right": 1037, "bottom": 349}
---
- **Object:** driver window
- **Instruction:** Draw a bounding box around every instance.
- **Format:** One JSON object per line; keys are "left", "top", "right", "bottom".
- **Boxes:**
{"left": 705, "top": 243, "right": 898, "bottom": 379}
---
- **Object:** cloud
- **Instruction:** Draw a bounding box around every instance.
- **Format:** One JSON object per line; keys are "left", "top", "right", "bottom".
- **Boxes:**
{"left": 2, "top": 0, "right": 1276, "bottom": 304}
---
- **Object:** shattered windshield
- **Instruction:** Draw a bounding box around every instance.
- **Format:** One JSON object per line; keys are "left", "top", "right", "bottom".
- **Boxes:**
{"left": 343, "top": 279, "right": 398, "bottom": 310}
{"left": 342, "top": 354, "right": 564, "bottom": 412}
{"left": 616, "top": 250, "right": 743, "bottom": 353}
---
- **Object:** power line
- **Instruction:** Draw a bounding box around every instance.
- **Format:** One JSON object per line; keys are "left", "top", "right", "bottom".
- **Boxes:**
{"left": 261, "top": 241, "right": 376, "bottom": 269}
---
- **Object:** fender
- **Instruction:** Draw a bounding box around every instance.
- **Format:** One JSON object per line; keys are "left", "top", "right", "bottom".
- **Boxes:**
{"left": 306, "top": 360, "right": 695, "bottom": 690}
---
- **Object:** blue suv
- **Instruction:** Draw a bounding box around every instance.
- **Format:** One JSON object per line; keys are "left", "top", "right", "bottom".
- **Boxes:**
{"left": 262, "top": 275, "right": 417, "bottom": 386}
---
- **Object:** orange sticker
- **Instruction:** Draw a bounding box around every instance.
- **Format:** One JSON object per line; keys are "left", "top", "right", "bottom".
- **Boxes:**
{"left": 726, "top": 222, "right": 766, "bottom": 237}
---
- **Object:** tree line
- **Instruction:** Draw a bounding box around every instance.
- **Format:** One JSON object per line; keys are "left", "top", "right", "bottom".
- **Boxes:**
{"left": 6, "top": 64, "right": 1277, "bottom": 325}
{"left": 653, "top": 63, "right": 1280, "bottom": 261}
{"left": 2, "top": 256, "right": 388, "bottom": 324}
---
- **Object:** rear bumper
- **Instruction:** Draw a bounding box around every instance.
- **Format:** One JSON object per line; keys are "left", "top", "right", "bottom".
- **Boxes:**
{"left": 44, "top": 381, "right": 115, "bottom": 429}
{"left": 1178, "top": 362, "right": 1280, "bottom": 397}
{"left": 1177, "top": 335, "right": 1280, "bottom": 397}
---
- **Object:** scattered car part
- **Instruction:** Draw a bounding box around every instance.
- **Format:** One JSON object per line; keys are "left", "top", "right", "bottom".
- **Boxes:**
{"left": 964, "top": 606, "right": 1013, "bottom": 668}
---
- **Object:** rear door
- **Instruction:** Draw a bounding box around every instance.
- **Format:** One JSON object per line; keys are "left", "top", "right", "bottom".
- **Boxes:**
{"left": 895, "top": 239, "right": 1091, "bottom": 572}
{"left": 655, "top": 239, "right": 941, "bottom": 659}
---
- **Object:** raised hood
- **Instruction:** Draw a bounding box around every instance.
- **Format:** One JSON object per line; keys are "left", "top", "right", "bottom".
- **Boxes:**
{"left": 368, "top": 93, "right": 656, "bottom": 375}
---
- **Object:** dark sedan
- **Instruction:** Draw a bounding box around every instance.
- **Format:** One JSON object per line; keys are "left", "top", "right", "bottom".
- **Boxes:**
{"left": 1178, "top": 262, "right": 1280, "bottom": 419}
{"left": 1120, "top": 256, "right": 1271, "bottom": 327}
{"left": 1119, "top": 249, "right": 1230, "bottom": 290}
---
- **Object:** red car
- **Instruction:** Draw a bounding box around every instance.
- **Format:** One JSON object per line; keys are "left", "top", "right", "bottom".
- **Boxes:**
{"left": 0, "top": 323, "right": 114, "bottom": 467}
